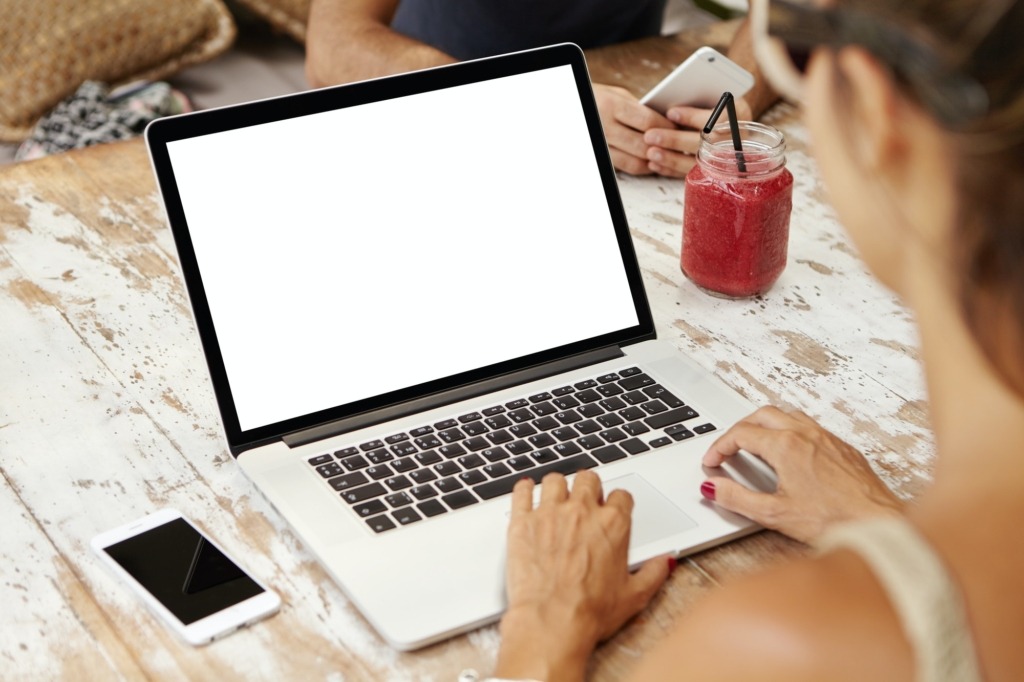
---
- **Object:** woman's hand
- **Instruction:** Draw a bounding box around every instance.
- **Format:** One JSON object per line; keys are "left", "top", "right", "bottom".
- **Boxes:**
{"left": 494, "top": 470, "right": 672, "bottom": 682}
{"left": 702, "top": 406, "right": 905, "bottom": 545}
{"left": 643, "top": 97, "right": 754, "bottom": 177}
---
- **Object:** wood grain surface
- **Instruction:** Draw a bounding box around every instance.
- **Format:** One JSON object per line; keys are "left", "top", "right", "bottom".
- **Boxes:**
{"left": 0, "top": 25, "right": 933, "bottom": 681}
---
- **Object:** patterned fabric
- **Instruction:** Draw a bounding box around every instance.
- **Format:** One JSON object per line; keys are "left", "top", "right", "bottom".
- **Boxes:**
{"left": 818, "top": 517, "right": 983, "bottom": 682}
{"left": 15, "top": 81, "right": 192, "bottom": 161}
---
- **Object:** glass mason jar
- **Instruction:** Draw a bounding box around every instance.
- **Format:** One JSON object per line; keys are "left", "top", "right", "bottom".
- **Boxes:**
{"left": 681, "top": 121, "right": 794, "bottom": 298}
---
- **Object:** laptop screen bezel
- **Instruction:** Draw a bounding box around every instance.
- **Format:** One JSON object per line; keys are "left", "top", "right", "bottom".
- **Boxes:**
{"left": 146, "top": 44, "right": 656, "bottom": 456}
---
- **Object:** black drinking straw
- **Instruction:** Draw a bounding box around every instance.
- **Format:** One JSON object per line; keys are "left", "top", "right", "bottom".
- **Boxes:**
{"left": 703, "top": 92, "right": 747, "bottom": 173}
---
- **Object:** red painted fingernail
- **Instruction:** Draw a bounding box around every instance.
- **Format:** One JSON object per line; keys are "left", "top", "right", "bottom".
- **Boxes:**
{"left": 700, "top": 480, "right": 716, "bottom": 501}
{"left": 667, "top": 557, "right": 678, "bottom": 574}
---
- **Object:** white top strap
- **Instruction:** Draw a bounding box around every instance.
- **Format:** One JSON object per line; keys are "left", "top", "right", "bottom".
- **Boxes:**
{"left": 818, "top": 517, "right": 983, "bottom": 682}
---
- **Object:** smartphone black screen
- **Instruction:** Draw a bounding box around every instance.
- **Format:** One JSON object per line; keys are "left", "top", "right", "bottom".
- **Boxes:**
{"left": 104, "top": 517, "right": 265, "bottom": 624}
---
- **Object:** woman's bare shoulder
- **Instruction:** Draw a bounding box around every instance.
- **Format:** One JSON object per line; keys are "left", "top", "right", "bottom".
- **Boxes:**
{"left": 627, "top": 549, "right": 914, "bottom": 681}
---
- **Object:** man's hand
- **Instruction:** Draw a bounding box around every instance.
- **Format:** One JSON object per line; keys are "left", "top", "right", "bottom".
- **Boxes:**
{"left": 593, "top": 84, "right": 676, "bottom": 175}
{"left": 643, "top": 96, "right": 754, "bottom": 177}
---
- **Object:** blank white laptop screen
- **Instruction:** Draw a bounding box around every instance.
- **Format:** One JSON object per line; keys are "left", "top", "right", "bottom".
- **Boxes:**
{"left": 166, "top": 65, "right": 639, "bottom": 431}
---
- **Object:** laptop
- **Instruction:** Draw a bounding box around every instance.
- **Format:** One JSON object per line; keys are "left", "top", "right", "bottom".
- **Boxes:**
{"left": 145, "top": 43, "right": 775, "bottom": 650}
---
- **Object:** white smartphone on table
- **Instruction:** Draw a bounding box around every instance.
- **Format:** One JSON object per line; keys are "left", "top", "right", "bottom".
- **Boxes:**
{"left": 91, "top": 508, "right": 281, "bottom": 646}
{"left": 640, "top": 46, "right": 754, "bottom": 114}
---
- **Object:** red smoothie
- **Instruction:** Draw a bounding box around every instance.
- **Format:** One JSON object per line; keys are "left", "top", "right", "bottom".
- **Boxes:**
{"left": 681, "top": 123, "right": 793, "bottom": 298}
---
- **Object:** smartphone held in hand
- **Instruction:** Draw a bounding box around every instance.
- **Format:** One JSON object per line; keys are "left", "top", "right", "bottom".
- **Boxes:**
{"left": 91, "top": 508, "right": 281, "bottom": 646}
{"left": 641, "top": 46, "right": 754, "bottom": 114}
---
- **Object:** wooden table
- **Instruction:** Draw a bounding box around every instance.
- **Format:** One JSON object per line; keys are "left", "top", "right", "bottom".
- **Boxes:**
{"left": 0, "top": 25, "right": 934, "bottom": 681}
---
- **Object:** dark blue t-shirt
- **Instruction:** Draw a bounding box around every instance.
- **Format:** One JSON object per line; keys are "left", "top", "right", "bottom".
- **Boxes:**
{"left": 391, "top": 0, "right": 668, "bottom": 60}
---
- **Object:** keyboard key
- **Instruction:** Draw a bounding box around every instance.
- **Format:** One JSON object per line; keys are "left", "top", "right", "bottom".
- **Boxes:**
{"left": 596, "top": 383, "right": 624, "bottom": 397}
{"left": 483, "top": 463, "right": 512, "bottom": 478}
{"left": 366, "top": 515, "right": 395, "bottom": 533}
{"left": 482, "top": 446, "right": 510, "bottom": 462}
{"left": 308, "top": 454, "right": 333, "bottom": 466}
{"left": 360, "top": 439, "right": 384, "bottom": 451}
{"left": 554, "top": 441, "right": 583, "bottom": 457}
{"left": 410, "top": 484, "right": 438, "bottom": 500}
{"left": 329, "top": 471, "right": 369, "bottom": 491}
{"left": 458, "top": 411, "right": 483, "bottom": 424}
{"left": 417, "top": 499, "right": 447, "bottom": 517}
{"left": 670, "top": 428, "right": 695, "bottom": 441}
{"left": 576, "top": 420, "right": 602, "bottom": 435}
{"left": 529, "top": 433, "right": 556, "bottom": 448}
{"left": 459, "top": 470, "right": 487, "bottom": 485}
{"left": 366, "top": 464, "right": 394, "bottom": 480}
{"left": 552, "top": 385, "right": 575, "bottom": 396}
{"left": 533, "top": 416, "right": 560, "bottom": 431}
{"left": 530, "top": 401, "right": 558, "bottom": 416}
{"left": 599, "top": 427, "right": 628, "bottom": 443}
{"left": 393, "top": 508, "right": 422, "bottom": 526}
{"left": 623, "top": 421, "right": 651, "bottom": 436}
{"left": 575, "top": 388, "right": 602, "bottom": 403}
{"left": 439, "top": 443, "right": 467, "bottom": 459}
{"left": 650, "top": 436, "right": 673, "bottom": 448}
{"left": 619, "top": 366, "right": 642, "bottom": 377}
{"left": 315, "top": 462, "right": 344, "bottom": 478}
{"left": 392, "top": 457, "right": 418, "bottom": 473}
{"left": 385, "top": 492, "right": 413, "bottom": 507}
{"left": 641, "top": 400, "right": 669, "bottom": 416}
{"left": 621, "top": 438, "right": 651, "bottom": 455}
{"left": 578, "top": 403, "right": 604, "bottom": 418}
{"left": 693, "top": 423, "right": 718, "bottom": 434}
{"left": 573, "top": 379, "right": 597, "bottom": 390}
{"left": 434, "top": 419, "right": 458, "bottom": 430}
{"left": 473, "top": 453, "right": 599, "bottom": 500}
{"left": 436, "top": 477, "right": 463, "bottom": 493}
{"left": 508, "top": 456, "right": 535, "bottom": 471}
{"left": 464, "top": 436, "right": 490, "bottom": 451}
{"left": 485, "top": 414, "right": 513, "bottom": 429}
{"left": 342, "top": 455, "right": 370, "bottom": 471}
{"left": 482, "top": 405, "right": 506, "bottom": 416}
{"left": 390, "top": 442, "right": 418, "bottom": 457}
{"left": 509, "top": 423, "right": 538, "bottom": 438}
{"left": 439, "top": 428, "right": 466, "bottom": 443}
{"left": 433, "top": 461, "right": 460, "bottom": 477}
{"left": 385, "top": 475, "right": 412, "bottom": 491}
{"left": 385, "top": 432, "right": 410, "bottom": 444}
{"left": 410, "top": 468, "right": 437, "bottom": 483}
{"left": 621, "top": 390, "right": 649, "bottom": 405}
{"left": 487, "top": 429, "right": 514, "bottom": 444}
{"left": 597, "top": 373, "right": 620, "bottom": 384}
{"left": 596, "top": 413, "right": 625, "bottom": 428}
{"left": 415, "top": 435, "right": 443, "bottom": 449}
{"left": 343, "top": 482, "right": 387, "bottom": 504}
{"left": 592, "top": 444, "right": 628, "bottom": 463}
{"left": 366, "top": 448, "right": 393, "bottom": 465}
{"left": 463, "top": 421, "right": 489, "bottom": 436}
{"left": 410, "top": 426, "right": 434, "bottom": 437}
{"left": 554, "top": 409, "right": 583, "bottom": 425}
{"left": 599, "top": 397, "right": 627, "bottom": 411}
{"left": 552, "top": 396, "right": 580, "bottom": 410}
{"left": 506, "top": 440, "right": 532, "bottom": 455}
{"left": 528, "top": 392, "right": 552, "bottom": 403}
{"left": 505, "top": 398, "right": 529, "bottom": 409}
{"left": 577, "top": 435, "right": 604, "bottom": 450}
{"left": 619, "top": 373, "right": 656, "bottom": 390}
{"left": 645, "top": 406, "right": 700, "bottom": 429}
{"left": 619, "top": 406, "right": 646, "bottom": 421}
{"left": 508, "top": 408, "right": 535, "bottom": 423}
{"left": 335, "top": 446, "right": 359, "bottom": 459}
{"left": 552, "top": 426, "right": 580, "bottom": 441}
{"left": 415, "top": 449, "right": 442, "bottom": 466}
{"left": 443, "top": 490, "right": 479, "bottom": 510}
{"left": 457, "top": 454, "right": 486, "bottom": 469}
{"left": 353, "top": 499, "right": 386, "bottom": 517}
{"left": 531, "top": 448, "right": 558, "bottom": 464}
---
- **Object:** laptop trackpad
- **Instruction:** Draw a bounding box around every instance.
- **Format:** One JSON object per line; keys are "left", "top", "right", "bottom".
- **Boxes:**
{"left": 604, "top": 473, "right": 696, "bottom": 548}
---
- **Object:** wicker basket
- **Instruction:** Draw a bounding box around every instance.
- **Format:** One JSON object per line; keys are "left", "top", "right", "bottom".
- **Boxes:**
{"left": 0, "top": 0, "right": 236, "bottom": 141}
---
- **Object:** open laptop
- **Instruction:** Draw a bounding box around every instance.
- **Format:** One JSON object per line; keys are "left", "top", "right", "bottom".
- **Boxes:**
{"left": 145, "top": 44, "right": 775, "bottom": 650}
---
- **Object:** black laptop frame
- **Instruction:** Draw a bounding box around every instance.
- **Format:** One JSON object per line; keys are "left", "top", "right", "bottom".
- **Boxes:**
{"left": 145, "top": 43, "right": 656, "bottom": 456}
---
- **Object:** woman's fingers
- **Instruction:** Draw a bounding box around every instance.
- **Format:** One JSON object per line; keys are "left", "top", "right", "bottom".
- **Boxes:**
{"left": 704, "top": 476, "right": 782, "bottom": 530}
{"left": 510, "top": 476, "right": 535, "bottom": 517}
{"left": 570, "top": 469, "right": 604, "bottom": 505}
{"left": 539, "top": 472, "right": 569, "bottom": 505}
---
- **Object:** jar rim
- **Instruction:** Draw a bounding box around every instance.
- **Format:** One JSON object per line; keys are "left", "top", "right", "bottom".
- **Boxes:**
{"left": 697, "top": 121, "right": 787, "bottom": 176}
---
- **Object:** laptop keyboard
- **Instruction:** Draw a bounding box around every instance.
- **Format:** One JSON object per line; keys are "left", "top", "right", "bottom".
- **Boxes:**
{"left": 306, "top": 367, "right": 717, "bottom": 534}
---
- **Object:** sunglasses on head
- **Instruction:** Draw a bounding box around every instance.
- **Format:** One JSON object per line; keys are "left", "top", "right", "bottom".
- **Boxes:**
{"left": 750, "top": 0, "right": 990, "bottom": 127}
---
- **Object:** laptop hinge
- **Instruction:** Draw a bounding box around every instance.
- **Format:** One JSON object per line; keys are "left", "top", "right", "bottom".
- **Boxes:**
{"left": 282, "top": 345, "right": 625, "bottom": 449}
